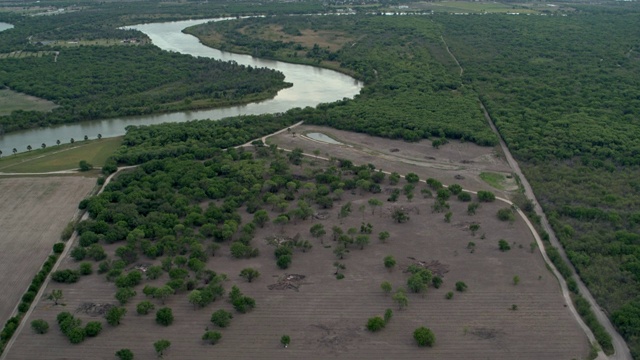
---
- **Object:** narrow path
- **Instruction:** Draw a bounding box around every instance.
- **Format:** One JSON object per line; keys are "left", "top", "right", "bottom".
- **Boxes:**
{"left": 441, "top": 35, "right": 464, "bottom": 77}
{"left": 478, "top": 100, "right": 629, "bottom": 360}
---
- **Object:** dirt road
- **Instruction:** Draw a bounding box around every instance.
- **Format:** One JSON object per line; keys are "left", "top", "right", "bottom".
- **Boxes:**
{"left": 479, "top": 101, "right": 630, "bottom": 360}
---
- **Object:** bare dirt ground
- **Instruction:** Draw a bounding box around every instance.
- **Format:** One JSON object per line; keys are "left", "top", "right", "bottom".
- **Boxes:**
{"left": 0, "top": 177, "right": 95, "bottom": 327}
{"left": 271, "top": 125, "right": 516, "bottom": 198}
{"left": 7, "top": 154, "right": 589, "bottom": 359}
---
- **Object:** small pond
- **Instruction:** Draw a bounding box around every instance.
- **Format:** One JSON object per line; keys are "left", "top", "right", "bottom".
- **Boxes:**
{"left": 306, "top": 132, "right": 343, "bottom": 145}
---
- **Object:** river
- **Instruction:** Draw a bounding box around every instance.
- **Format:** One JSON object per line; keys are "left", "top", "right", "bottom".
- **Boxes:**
{"left": 0, "top": 18, "right": 362, "bottom": 156}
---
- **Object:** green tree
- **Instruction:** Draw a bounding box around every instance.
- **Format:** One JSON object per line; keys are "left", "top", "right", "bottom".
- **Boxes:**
{"left": 154, "top": 339, "right": 171, "bottom": 358}
{"left": 253, "top": 210, "right": 270, "bottom": 228}
{"left": 405, "top": 173, "right": 419, "bottom": 184}
{"left": 391, "top": 208, "right": 410, "bottom": 223}
{"left": 513, "top": 275, "right": 520, "bottom": 285}
{"left": 106, "top": 306, "right": 127, "bottom": 326}
{"left": 384, "top": 255, "right": 396, "bottom": 271}
{"left": 378, "top": 231, "right": 390, "bottom": 243}
{"left": 355, "top": 234, "right": 370, "bottom": 250}
{"left": 115, "top": 349, "right": 134, "bottom": 360}
{"left": 156, "top": 307, "right": 174, "bottom": 326}
{"left": 47, "top": 289, "right": 64, "bottom": 305}
{"left": 498, "top": 239, "right": 511, "bottom": 252}
{"left": 477, "top": 191, "right": 496, "bottom": 202}
{"left": 455, "top": 281, "right": 468, "bottom": 292}
{"left": 384, "top": 309, "right": 393, "bottom": 324}
{"left": 210, "top": 309, "right": 233, "bottom": 328}
{"left": 432, "top": 276, "right": 443, "bottom": 289}
{"left": 154, "top": 285, "right": 174, "bottom": 305}
{"left": 467, "top": 202, "right": 479, "bottom": 215}
{"left": 389, "top": 172, "right": 401, "bottom": 185}
{"left": 367, "top": 316, "right": 386, "bottom": 332}
{"left": 115, "top": 287, "right": 137, "bottom": 305}
{"left": 381, "top": 281, "right": 392, "bottom": 294}
{"left": 202, "top": 331, "right": 222, "bottom": 345}
{"left": 444, "top": 212, "right": 452, "bottom": 223}
{"left": 79, "top": 160, "right": 93, "bottom": 171}
{"left": 84, "top": 321, "right": 102, "bottom": 337}
{"left": 137, "top": 301, "right": 155, "bottom": 315}
{"left": 281, "top": 335, "right": 291, "bottom": 348}
{"left": 31, "top": 319, "right": 49, "bottom": 334}
{"left": 239, "top": 268, "right": 260, "bottom": 283}
{"left": 469, "top": 223, "right": 480, "bottom": 235}
{"left": 277, "top": 254, "right": 292, "bottom": 269}
{"left": 368, "top": 198, "right": 383, "bottom": 215}
{"left": 413, "top": 326, "right": 435, "bottom": 347}
{"left": 310, "top": 223, "right": 326, "bottom": 242}
{"left": 393, "top": 290, "right": 409, "bottom": 310}
{"left": 497, "top": 208, "right": 515, "bottom": 222}
{"left": 188, "top": 290, "right": 203, "bottom": 310}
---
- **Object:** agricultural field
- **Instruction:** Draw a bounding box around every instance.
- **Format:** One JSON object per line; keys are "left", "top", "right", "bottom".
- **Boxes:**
{"left": 412, "top": 1, "right": 539, "bottom": 14}
{"left": 0, "top": 177, "right": 95, "bottom": 329}
{"left": 0, "top": 88, "right": 57, "bottom": 116}
{"left": 0, "top": 137, "right": 122, "bottom": 173}
{"left": 6, "top": 134, "right": 589, "bottom": 359}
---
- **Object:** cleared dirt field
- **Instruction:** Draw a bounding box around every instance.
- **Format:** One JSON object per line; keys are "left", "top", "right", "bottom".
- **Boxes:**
{"left": 0, "top": 177, "right": 95, "bottom": 328}
{"left": 7, "top": 155, "right": 589, "bottom": 359}
{"left": 271, "top": 125, "right": 516, "bottom": 198}
{"left": 0, "top": 88, "right": 57, "bottom": 116}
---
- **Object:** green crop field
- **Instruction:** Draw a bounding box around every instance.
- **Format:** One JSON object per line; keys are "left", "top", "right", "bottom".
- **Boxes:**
{"left": 0, "top": 137, "right": 122, "bottom": 173}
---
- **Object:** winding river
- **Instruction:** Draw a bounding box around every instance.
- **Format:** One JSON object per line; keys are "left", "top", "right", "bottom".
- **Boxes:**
{"left": 0, "top": 18, "right": 362, "bottom": 155}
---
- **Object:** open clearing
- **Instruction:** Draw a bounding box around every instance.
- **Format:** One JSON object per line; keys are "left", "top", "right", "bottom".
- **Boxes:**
{"left": 7, "top": 133, "right": 589, "bottom": 359}
{"left": 0, "top": 88, "right": 57, "bottom": 116}
{"left": 0, "top": 137, "right": 122, "bottom": 173}
{"left": 0, "top": 177, "right": 95, "bottom": 329}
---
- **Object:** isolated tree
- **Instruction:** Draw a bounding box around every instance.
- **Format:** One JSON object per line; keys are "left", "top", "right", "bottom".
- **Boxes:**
{"left": 367, "top": 316, "right": 386, "bottom": 332}
{"left": 378, "top": 231, "right": 390, "bottom": 243}
{"left": 310, "top": 223, "right": 326, "bottom": 242}
{"left": 467, "top": 202, "right": 479, "bottom": 215}
{"left": 405, "top": 173, "right": 419, "bottom": 184}
{"left": 368, "top": 198, "right": 383, "bottom": 215}
{"left": 115, "top": 287, "right": 136, "bottom": 305}
{"left": 277, "top": 254, "right": 292, "bottom": 269}
{"left": 154, "top": 285, "right": 174, "bottom": 304}
{"left": 384, "top": 255, "right": 396, "bottom": 271}
{"left": 381, "top": 281, "right": 392, "bottom": 294}
{"left": 392, "top": 208, "right": 410, "bottom": 223}
{"left": 41, "top": 143, "right": 46, "bottom": 149}
{"left": 70, "top": 138, "right": 74, "bottom": 144}
{"left": 115, "top": 349, "right": 134, "bottom": 360}
{"left": 79, "top": 160, "right": 93, "bottom": 171}
{"left": 413, "top": 326, "right": 435, "bottom": 347}
{"left": 432, "top": 276, "right": 443, "bottom": 289}
{"left": 455, "top": 281, "right": 468, "bottom": 292}
{"left": 202, "top": 331, "right": 222, "bottom": 345}
{"left": 444, "top": 212, "right": 452, "bottom": 223}
{"left": 31, "top": 319, "right": 49, "bottom": 334}
{"left": 56, "top": 139, "right": 61, "bottom": 146}
{"left": 331, "top": 226, "right": 343, "bottom": 241}
{"left": 513, "top": 275, "right": 520, "bottom": 285}
{"left": 448, "top": 184, "right": 463, "bottom": 195}
{"left": 384, "top": 309, "right": 393, "bottom": 324}
{"left": 0, "top": 150, "right": 2, "bottom": 157}
{"left": 355, "top": 235, "right": 370, "bottom": 250}
{"left": 106, "top": 306, "right": 126, "bottom": 326}
{"left": 156, "top": 307, "right": 174, "bottom": 326}
{"left": 333, "top": 262, "right": 346, "bottom": 276}
{"left": 210, "top": 309, "right": 233, "bottom": 328}
{"left": 84, "top": 321, "right": 102, "bottom": 337}
{"left": 253, "top": 210, "right": 270, "bottom": 228}
{"left": 12, "top": 148, "right": 17, "bottom": 155}
{"left": 477, "top": 190, "right": 496, "bottom": 202}
{"left": 154, "top": 339, "right": 171, "bottom": 358}
{"left": 393, "top": 290, "right": 409, "bottom": 310}
{"left": 27, "top": 144, "right": 32, "bottom": 151}
{"left": 498, "top": 239, "right": 511, "bottom": 252}
{"left": 333, "top": 244, "right": 348, "bottom": 259}
{"left": 389, "top": 172, "right": 400, "bottom": 185}
{"left": 97, "top": 133, "right": 102, "bottom": 139}
{"left": 469, "top": 223, "right": 480, "bottom": 235}
{"left": 240, "top": 268, "right": 260, "bottom": 283}
{"left": 458, "top": 192, "right": 472, "bottom": 202}
{"left": 497, "top": 208, "right": 515, "bottom": 222}
{"left": 280, "top": 335, "right": 291, "bottom": 348}
{"left": 47, "top": 289, "right": 64, "bottom": 305}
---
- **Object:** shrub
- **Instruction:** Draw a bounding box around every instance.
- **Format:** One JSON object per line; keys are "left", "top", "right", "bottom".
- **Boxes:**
{"left": 446, "top": 291, "right": 454, "bottom": 299}
{"left": 51, "top": 269, "right": 80, "bottom": 283}
{"left": 366, "top": 316, "right": 386, "bottom": 332}
{"left": 70, "top": 246, "right": 86, "bottom": 261}
{"left": 457, "top": 192, "right": 472, "bottom": 202}
{"left": 115, "top": 349, "right": 134, "bottom": 360}
{"left": 53, "top": 243, "right": 65, "bottom": 254}
{"left": 497, "top": 208, "right": 515, "bottom": 222}
{"left": 413, "top": 326, "right": 435, "bottom": 347}
{"left": 31, "top": 319, "right": 49, "bottom": 334}
{"left": 84, "top": 321, "right": 102, "bottom": 337}
{"left": 79, "top": 262, "right": 93, "bottom": 275}
{"left": 498, "top": 239, "right": 511, "bottom": 252}
{"left": 477, "top": 190, "right": 495, "bottom": 202}
{"left": 137, "top": 301, "right": 155, "bottom": 315}
{"left": 210, "top": 309, "right": 233, "bottom": 328}
{"left": 202, "top": 331, "right": 222, "bottom": 345}
{"left": 455, "top": 281, "right": 468, "bottom": 292}
{"left": 156, "top": 307, "right": 174, "bottom": 326}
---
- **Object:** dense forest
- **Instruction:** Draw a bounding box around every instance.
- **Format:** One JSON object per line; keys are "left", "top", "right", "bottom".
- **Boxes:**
{"left": 187, "top": 8, "right": 640, "bottom": 356}
{"left": 190, "top": 16, "right": 498, "bottom": 146}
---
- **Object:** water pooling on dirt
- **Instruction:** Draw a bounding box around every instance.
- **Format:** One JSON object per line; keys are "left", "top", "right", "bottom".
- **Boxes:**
{"left": 306, "top": 132, "right": 344, "bottom": 145}
{"left": 0, "top": 18, "right": 362, "bottom": 156}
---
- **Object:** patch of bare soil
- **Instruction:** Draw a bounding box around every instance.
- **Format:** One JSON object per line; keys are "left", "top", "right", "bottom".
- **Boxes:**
{"left": 0, "top": 176, "right": 94, "bottom": 328}
{"left": 272, "top": 125, "right": 514, "bottom": 198}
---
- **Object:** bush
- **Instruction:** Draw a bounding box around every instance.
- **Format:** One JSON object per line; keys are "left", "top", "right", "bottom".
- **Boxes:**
{"left": 31, "top": 319, "right": 49, "bottom": 334}
{"left": 457, "top": 192, "right": 472, "bottom": 202}
{"left": 366, "top": 316, "right": 386, "bottom": 332}
{"left": 445, "top": 291, "right": 454, "bottom": 299}
{"left": 51, "top": 269, "right": 80, "bottom": 283}
{"left": 497, "top": 208, "right": 515, "bottom": 222}
{"left": 455, "top": 281, "right": 468, "bottom": 292}
{"left": 210, "top": 309, "right": 233, "bottom": 328}
{"left": 70, "top": 246, "right": 86, "bottom": 261}
{"left": 67, "top": 326, "right": 86, "bottom": 344}
{"left": 156, "top": 307, "right": 174, "bottom": 326}
{"left": 477, "top": 190, "right": 495, "bottom": 202}
{"left": 84, "top": 321, "right": 102, "bottom": 337}
{"left": 115, "top": 287, "right": 137, "bottom": 305}
{"left": 137, "top": 301, "right": 155, "bottom": 315}
{"left": 79, "top": 262, "right": 93, "bottom": 275}
{"left": 276, "top": 254, "right": 292, "bottom": 269}
{"left": 448, "top": 184, "right": 463, "bottom": 195}
{"left": 413, "top": 326, "right": 435, "bottom": 347}
{"left": 79, "top": 160, "right": 93, "bottom": 171}
{"left": 202, "top": 330, "right": 222, "bottom": 345}
{"left": 498, "top": 239, "right": 511, "bottom": 252}
{"left": 53, "top": 242, "right": 65, "bottom": 254}
{"left": 115, "top": 349, "right": 134, "bottom": 360}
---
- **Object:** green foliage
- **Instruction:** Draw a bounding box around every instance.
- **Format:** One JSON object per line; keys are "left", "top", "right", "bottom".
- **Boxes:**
{"left": 239, "top": 268, "right": 260, "bottom": 283}
{"left": 366, "top": 316, "right": 386, "bottom": 332}
{"left": 30, "top": 319, "right": 49, "bottom": 334}
{"left": 455, "top": 281, "right": 468, "bottom": 292}
{"left": 229, "top": 285, "right": 256, "bottom": 313}
{"left": 105, "top": 307, "right": 126, "bottom": 326}
{"left": 393, "top": 290, "right": 408, "bottom": 310}
{"left": 155, "top": 307, "right": 174, "bottom": 326}
{"left": 154, "top": 339, "right": 171, "bottom": 357}
{"left": 413, "top": 326, "right": 435, "bottom": 347}
{"left": 136, "top": 301, "right": 155, "bottom": 315}
{"left": 115, "top": 287, "right": 137, "bottom": 305}
{"left": 477, "top": 191, "right": 496, "bottom": 203}
{"left": 210, "top": 309, "right": 233, "bottom": 328}
{"left": 432, "top": 276, "right": 443, "bottom": 289}
{"left": 84, "top": 321, "right": 102, "bottom": 337}
{"left": 115, "top": 349, "right": 134, "bottom": 360}
{"left": 381, "top": 281, "right": 392, "bottom": 294}
{"left": 457, "top": 192, "right": 472, "bottom": 202}
{"left": 445, "top": 291, "right": 454, "bottom": 300}
{"left": 202, "top": 331, "right": 222, "bottom": 345}
{"left": 53, "top": 242, "right": 65, "bottom": 254}
{"left": 497, "top": 208, "right": 515, "bottom": 222}
{"left": 498, "top": 239, "right": 511, "bottom": 252}
{"left": 51, "top": 269, "right": 80, "bottom": 283}
{"left": 383, "top": 256, "right": 396, "bottom": 270}
{"left": 280, "top": 335, "right": 291, "bottom": 347}
{"left": 79, "top": 262, "right": 93, "bottom": 275}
